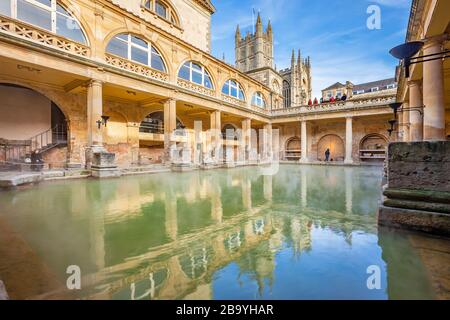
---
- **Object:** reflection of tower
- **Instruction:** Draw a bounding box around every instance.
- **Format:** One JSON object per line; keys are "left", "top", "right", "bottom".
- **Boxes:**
{"left": 290, "top": 216, "right": 312, "bottom": 257}
{"left": 209, "top": 179, "right": 223, "bottom": 223}
{"left": 345, "top": 168, "right": 353, "bottom": 214}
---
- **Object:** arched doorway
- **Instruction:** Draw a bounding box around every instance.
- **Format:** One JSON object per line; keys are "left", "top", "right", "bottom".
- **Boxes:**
{"left": 138, "top": 111, "right": 184, "bottom": 164}
{"left": 359, "top": 134, "right": 388, "bottom": 163}
{"left": 285, "top": 137, "right": 301, "bottom": 161}
{"left": 0, "top": 84, "right": 68, "bottom": 169}
{"left": 317, "top": 134, "right": 344, "bottom": 161}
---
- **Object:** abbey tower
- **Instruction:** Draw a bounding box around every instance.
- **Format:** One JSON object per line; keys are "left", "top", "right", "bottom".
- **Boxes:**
{"left": 235, "top": 13, "right": 312, "bottom": 107}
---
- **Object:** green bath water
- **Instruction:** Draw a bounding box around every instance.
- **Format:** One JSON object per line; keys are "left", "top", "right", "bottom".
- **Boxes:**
{"left": 0, "top": 165, "right": 446, "bottom": 300}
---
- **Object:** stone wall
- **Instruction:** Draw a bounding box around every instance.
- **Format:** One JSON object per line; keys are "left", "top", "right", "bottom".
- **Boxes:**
{"left": 387, "top": 141, "right": 450, "bottom": 192}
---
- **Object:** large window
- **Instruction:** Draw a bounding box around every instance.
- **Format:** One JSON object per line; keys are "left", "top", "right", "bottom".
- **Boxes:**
{"left": 283, "top": 80, "right": 290, "bottom": 108}
{"left": 178, "top": 61, "right": 214, "bottom": 89}
{"left": 222, "top": 79, "right": 245, "bottom": 101}
{"left": 144, "top": 0, "right": 178, "bottom": 25}
{"left": 107, "top": 33, "right": 166, "bottom": 72}
{"left": 252, "top": 92, "right": 266, "bottom": 108}
{"left": 2, "top": 0, "right": 87, "bottom": 44}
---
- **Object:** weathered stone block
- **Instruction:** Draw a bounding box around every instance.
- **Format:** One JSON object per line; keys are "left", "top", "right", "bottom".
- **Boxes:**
{"left": 387, "top": 141, "right": 450, "bottom": 192}
{"left": 0, "top": 280, "right": 9, "bottom": 300}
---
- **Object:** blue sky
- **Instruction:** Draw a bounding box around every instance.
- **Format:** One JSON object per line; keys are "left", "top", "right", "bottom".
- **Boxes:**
{"left": 210, "top": 0, "right": 411, "bottom": 98}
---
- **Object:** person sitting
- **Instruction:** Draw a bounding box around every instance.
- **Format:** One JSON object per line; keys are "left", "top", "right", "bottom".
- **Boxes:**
{"left": 341, "top": 94, "right": 347, "bottom": 101}
{"left": 308, "top": 99, "right": 313, "bottom": 106}
{"left": 313, "top": 98, "right": 319, "bottom": 105}
{"left": 330, "top": 96, "right": 336, "bottom": 103}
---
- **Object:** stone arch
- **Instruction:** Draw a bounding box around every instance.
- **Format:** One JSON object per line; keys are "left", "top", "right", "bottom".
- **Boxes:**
{"left": 317, "top": 134, "right": 345, "bottom": 161}
{"left": 58, "top": 0, "right": 94, "bottom": 48}
{"left": 359, "top": 133, "right": 388, "bottom": 150}
{"left": 139, "top": 110, "right": 184, "bottom": 133}
{"left": 177, "top": 59, "right": 217, "bottom": 90}
{"left": 284, "top": 136, "right": 301, "bottom": 160}
{"left": 103, "top": 30, "right": 171, "bottom": 75}
{"left": 141, "top": 0, "right": 182, "bottom": 28}
{"left": 221, "top": 78, "right": 247, "bottom": 101}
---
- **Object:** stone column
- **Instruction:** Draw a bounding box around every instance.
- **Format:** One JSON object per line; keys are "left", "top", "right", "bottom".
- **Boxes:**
{"left": 262, "top": 123, "right": 273, "bottom": 161}
{"left": 423, "top": 39, "right": 446, "bottom": 141}
{"left": 300, "top": 120, "right": 308, "bottom": 163}
{"left": 87, "top": 80, "right": 103, "bottom": 147}
{"left": 210, "top": 111, "right": 221, "bottom": 163}
{"left": 402, "top": 102, "right": 410, "bottom": 142}
{"left": 242, "top": 118, "right": 252, "bottom": 162}
{"left": 409, "top": 81, "right": 424, "bottom": 141}
{"left": 164, "top": 99, "right": 177, "bottom": 163}
{"left": 344, "top": 116, "right": 353, "bottom": 164}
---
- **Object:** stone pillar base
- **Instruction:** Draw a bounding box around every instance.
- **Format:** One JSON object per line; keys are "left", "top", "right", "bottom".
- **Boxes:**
{"left": 90, "top": 151, "right": 120, "bottom": 179}
{"left": 378, "top": 205, "right": 450, "bottom": 236}
{"left": 171, "top": 163, "right": 194, "bottom": 172}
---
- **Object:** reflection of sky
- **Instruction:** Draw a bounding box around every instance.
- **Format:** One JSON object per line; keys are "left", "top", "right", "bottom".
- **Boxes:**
{"left": 213, "top": 228, "right": 387, "bottom": 300}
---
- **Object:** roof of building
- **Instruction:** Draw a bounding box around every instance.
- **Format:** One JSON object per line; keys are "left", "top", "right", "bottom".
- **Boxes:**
{"left": 194, "top": 0, "right": 216, "bottom": 13}
{"left": 352, "top": 78, "right": 396, "bottom": 91}
{"left": 322, "top": 82, "right": 345, "bottom": 91}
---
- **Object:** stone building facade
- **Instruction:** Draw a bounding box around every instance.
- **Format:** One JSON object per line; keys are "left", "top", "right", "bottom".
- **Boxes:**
{"left": 0, "top": 0, "right": 397, "bottom": 173}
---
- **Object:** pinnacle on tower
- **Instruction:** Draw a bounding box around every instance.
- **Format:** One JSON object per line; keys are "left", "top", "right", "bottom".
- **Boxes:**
{"left": 256, "top": 12, "right": 263, "bottom": 35}
{"left": 291, "top": 49, "right": 295, "bottom": 67}
{"left": 235, "top": 24, "right": 241, "bottom": 43}
{"left": 297, "top": 49, "right": 301, "bottom": 66}
{"left": 267, "top": 19, "right": 272, "bottom": 34}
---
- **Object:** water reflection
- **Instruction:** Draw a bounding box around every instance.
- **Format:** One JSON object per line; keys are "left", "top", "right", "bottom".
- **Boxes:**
{"left": 0, "top": 165, "right": 443, "bottom": 300}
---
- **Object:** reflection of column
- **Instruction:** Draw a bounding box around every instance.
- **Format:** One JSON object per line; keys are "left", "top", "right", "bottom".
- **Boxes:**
{"left": 90, "top": 209, "right": 105, "bottom": 271}
{"left": 301, "top": 167, "right": 307, "bottom": 208}
{"left": 164, "top": 99, "right": 177, "bottom": 162}
{"left": 345, "top": 168, "right": 353, "bottom": 214}
{"left": 423, "top": 39, "right": 446, "bottom": 141}
{"left": 409, "top": 81, "right": 423, "bottom": 141}
{"left": 402, "top": 102, "right": 410, "bottom": 142}
{"left": 242, "top": 178, "right": 252, "bottom": 210}
{"left": 165, "top": 192, "right": 178, "bottom": 241}
{"left": 87, "top": 80, "right": 103, "bottom": 147}
{"left": 210, "top": 182, "right": 223, "bottom": 223}
{"left": 263, "top": 175, "right": 273, "bottom": 202}
{"left": 300, "top": 120, "right": 308, "bottom": 163}
{"left": 344, "top": 117, "right": 353, "bottom": 164}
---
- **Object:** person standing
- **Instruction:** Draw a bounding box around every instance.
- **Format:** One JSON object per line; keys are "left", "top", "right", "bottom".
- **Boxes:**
{"left": 325, "top": 148, "right": 331, "bottom": 162}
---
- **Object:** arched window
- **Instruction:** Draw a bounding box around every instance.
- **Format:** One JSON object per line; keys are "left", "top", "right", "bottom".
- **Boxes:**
{"left": 178, "top": 61, "right": 213, "bottom": 89}
{"left": 2, "top": 0, "right": 87, "bottom": 44}
{"left": 252, "top": 92, "right": 266, "bottom": 108}
{"left": 222, "top": 80, "right": 245, "bottom": 101}
{"left": 140, "top": 111, "right": 183, "bottom": 134}
{"left": 106, "top": 33, "right": 166, "bottom": 72}
{"left": 144, "top": 0, "right": 179, "bottom": 25}
{"left": 283, "top": 80, "right": 291, "bottom": 108}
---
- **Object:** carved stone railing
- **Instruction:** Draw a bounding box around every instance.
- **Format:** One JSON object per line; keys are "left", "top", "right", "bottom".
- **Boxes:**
{"left": 271, "top": 95, "right": 396, "bottom": 117}
{"left": 221, "top": 94, "right": 247, "bottom": 108}
{"left": 177, "top": 78, "right": 216, "bottom": 97}
{"left": 105, "top": 53, "right": 169, "bottom": 83}
{"left": 0, "top": 14, "right": 90, "bottom": 57}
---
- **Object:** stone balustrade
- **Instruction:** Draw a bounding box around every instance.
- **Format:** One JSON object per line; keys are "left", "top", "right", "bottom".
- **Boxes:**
{"left": 105, "top": 53, "right": 169, "bottom": 83}
{"left": 177, "top": 78, "right": 216, "bottom": 97}
{"left": 0, "top": 14, "right": 90, "bottom": 57}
